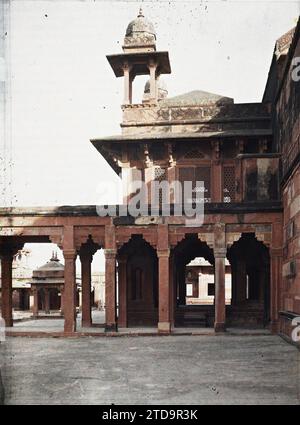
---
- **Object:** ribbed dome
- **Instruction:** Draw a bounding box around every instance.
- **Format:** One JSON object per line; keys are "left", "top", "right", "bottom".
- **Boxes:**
{"left": 125, "top": 8, "right": 156, "bottom": 39}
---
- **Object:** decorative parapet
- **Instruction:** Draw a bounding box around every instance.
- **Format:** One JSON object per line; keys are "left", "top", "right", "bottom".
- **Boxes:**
{"left": 121, "top": 102, "right": 271, "bottom": 136}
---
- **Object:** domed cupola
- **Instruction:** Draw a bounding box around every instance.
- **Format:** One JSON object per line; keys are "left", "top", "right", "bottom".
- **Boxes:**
{"left": 123, "top": 8, "right": 156, "bottom": 53}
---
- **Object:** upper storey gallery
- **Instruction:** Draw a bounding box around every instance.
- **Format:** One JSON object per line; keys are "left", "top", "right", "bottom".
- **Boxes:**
{"left": 92, "top": 9, "right": 280, "bottom": 205}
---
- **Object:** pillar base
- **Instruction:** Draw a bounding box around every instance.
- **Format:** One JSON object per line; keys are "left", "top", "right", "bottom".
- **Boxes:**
{"left": 3, "top": 318, "right": 13, "bottom": 327}
{"left": 214, "top": 321, "right": 226, "bottom": 333}
{"left": 82, "top": 319, "right": 92, "bottom": 328}
{"left": 158, "top": 321, "right": 171, "bottom": 333}
{"left": 64, "top": 320, "right": 76, "bottom": 333}
{"left": 105, "top": 323, "right": 117, "bottom": 332}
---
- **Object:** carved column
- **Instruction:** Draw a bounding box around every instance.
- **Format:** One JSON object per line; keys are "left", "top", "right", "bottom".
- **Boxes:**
{"left": 148, "top": 60, "right": 157, "bottom": 102}
{"left": 63, "top": 249, "right": 77, "bottom": 333}
{"left": 104, "top": 249, "right": 117, "bottom": 331}
{"left": 123, "top": 62, "right": 132, "bottom": 105}
{"left": 214, "top": 223, "right": 226, "bottom": 332}
{"left": 158, "top": 249, "right": 171, "bottom": 333}
{"left": 1, "top": 253, "right": 14, "bottom": 327}
{"left": 214, "top": 249, "right": 226, "bottom": 332}
{"left": 32, "top": 287, "right": 39, "bottom": 318}
{"left": 80, "top": 249, "right": 93, "bottom": 327}
{"left": 117, "top": 255, "right": 127, "bottom": 328}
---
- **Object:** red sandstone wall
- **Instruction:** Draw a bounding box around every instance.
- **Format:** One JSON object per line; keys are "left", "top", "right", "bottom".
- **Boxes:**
{"left": 277, "top": 27, "right": 300, "bottom": 339}
{"left": 282, "top": 164, "right": 300, "bottom": 315}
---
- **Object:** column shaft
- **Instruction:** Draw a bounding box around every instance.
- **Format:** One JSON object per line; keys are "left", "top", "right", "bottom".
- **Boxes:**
{"left": 63, "top": 251, "right": 77, "bottom": 333}
{"left": 158, "top": 250, "right": 171, "bottom": 333}
{"left": 1, "top": 254, "right": 13, "bottom": 327}
{"left": 214, "top": 251, "right": 226, "bottom": 332}
{"left": 123, "top": 63, "right": 131, "bottom": 105}
{"left": 105, "top": 249, "right": 117, "bottom": 331}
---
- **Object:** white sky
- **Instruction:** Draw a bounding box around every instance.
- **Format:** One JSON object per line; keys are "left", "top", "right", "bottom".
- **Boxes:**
{"left": 1, "top": 0, "right": 300, "bottom": 270}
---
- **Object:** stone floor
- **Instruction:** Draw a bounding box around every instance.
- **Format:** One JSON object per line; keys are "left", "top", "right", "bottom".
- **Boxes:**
{"left": 0, "top": 334, "right": 299, "bottom": 405}
{"left": 7, "top": 310, "right": 271, "bottom": 336}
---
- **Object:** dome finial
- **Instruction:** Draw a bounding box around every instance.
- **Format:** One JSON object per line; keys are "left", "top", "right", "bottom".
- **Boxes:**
{"left": 138, "top": 7, "right": 144, "bottom": 18}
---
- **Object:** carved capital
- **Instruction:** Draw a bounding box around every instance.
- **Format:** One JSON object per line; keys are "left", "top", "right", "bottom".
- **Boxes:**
{"left": 214, "top": 248, "right": 227, "bottom": 258}
{"left": 104, "top": 249, "right": 117, "bottom": 260}
{"left": 157, "top": 249, "right": 170, "bottom": 258}
{"left": 63, "top": 249, "right": 77, "bottom": 260}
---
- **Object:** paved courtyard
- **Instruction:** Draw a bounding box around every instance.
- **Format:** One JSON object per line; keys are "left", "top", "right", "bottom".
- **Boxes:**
{"left": 0, "top": 334, "right": 299, "bottom": 405}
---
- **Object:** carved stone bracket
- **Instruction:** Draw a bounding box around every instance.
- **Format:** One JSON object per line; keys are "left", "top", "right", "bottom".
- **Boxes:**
{"left": 198, "top": 233, "right": 214, "bottom": 249}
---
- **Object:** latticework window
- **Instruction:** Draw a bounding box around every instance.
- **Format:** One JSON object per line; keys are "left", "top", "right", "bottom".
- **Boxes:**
{"left": 223, "top": 166, "right": 236, "bottom": 202}
{"left": 152, "top": 167, "right": 167, "bottom": 208}
{"left": 183, "top": 149, "right": 205, "bottom": 159}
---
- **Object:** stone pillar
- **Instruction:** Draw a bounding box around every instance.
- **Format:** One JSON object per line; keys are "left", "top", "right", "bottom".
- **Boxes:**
{"left": 270, "top": 248, "right": 282, "bottom": 333}
{"left": 148, "top": 60, "right": 157, "bottom": 102}
{"left": 214, "top": 223, "right": 226, "bottom": 332}
{"left": 1, "top": 253, "right": 13, "bottom": 327}
{"left": 104, "top": 249, "right": 117, "bottom": 332}
{"left": 214, "top": 248, "right": 226, "bottom": 332}
{"left": 80, "top": 250, "right": 92, "bottom": 327}
{"left": 32, "top": 287, "right": 39, "bottom": 318}
{"left": 123, "top": 62, "right": 132, "bottom": 105}
{"left": 44, "top": 288, "right": 50, "bottom": 314}
{"left": 63, "top": 249, "right": 77, "bottom": 333}
{"left": 118, "top": 256, "right": 127, "bottom": 328}
{"left": 158, "top": 249, "right": 171, "bottom": 333}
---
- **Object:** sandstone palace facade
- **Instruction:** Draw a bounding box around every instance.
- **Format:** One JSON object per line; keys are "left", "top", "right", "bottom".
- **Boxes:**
{"left": 0, "top": 11, "right": 299, "bottom": 342}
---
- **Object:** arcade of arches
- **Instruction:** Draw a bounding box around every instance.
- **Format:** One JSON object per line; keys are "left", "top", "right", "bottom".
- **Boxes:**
{"left": 0, "top": 216, "right": 282, "bottom": 335}
{"left": 1, "top": 11, "right": 299, "bottom": 341}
